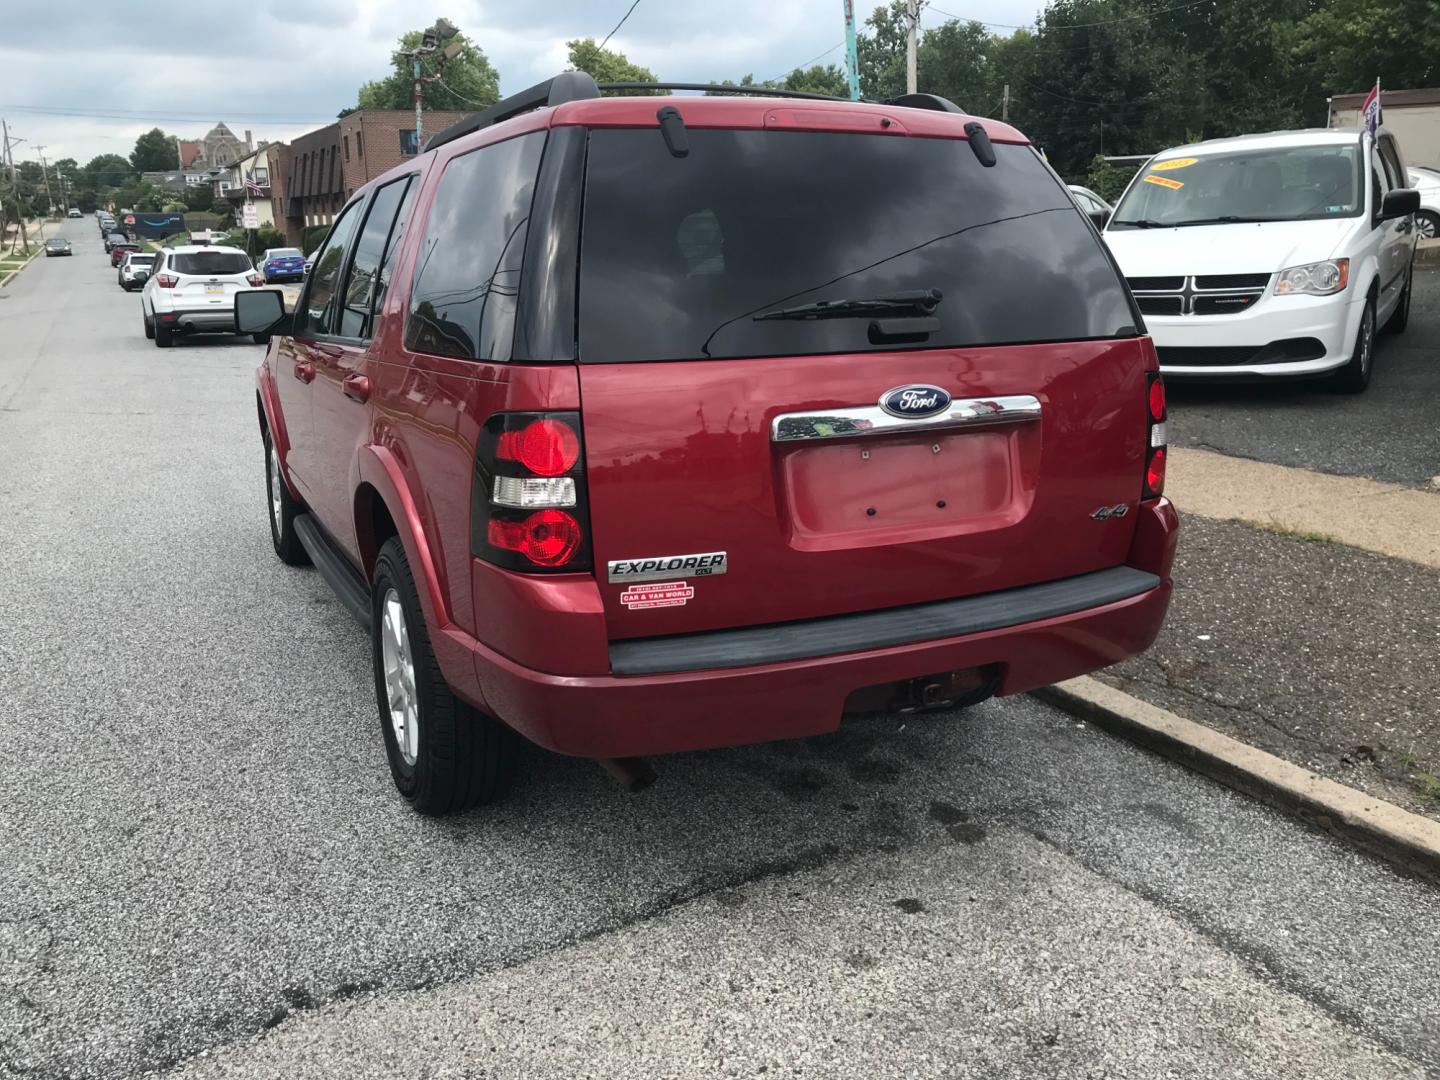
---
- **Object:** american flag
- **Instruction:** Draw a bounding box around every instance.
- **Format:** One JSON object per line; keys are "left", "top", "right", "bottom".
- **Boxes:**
{"left": 244, "top": 171, "right": 264, "bottom": 195}
{"left": 1361, "top": 79, "right": 1382, "bottom": 136}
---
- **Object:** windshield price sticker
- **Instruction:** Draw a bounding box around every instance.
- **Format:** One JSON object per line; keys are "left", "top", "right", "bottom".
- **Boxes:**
{"left": 1144, "top": 175, "right": 1185, "bottom": 190}
{"left": 619, "top": 582, "right": 695, "bottom": 610}
{"left": 1150, "top": 157, "right": 1197, "bottom": 171}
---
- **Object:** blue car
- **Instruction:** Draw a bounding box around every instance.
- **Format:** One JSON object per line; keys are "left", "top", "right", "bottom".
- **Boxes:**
{"left": 259, "top": 247, "right": 306, "bottom": 282}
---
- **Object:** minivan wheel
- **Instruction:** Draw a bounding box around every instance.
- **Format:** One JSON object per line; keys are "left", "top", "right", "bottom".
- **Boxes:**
{"left": 371, "top": 537, "right": 516, "bottom": 815}
{"left": 264, "top": 433, "right": 310, "bottom": 566}
{"left": 1331, "top": 298, "right": 1375, "bottom": 394}
{"left": 1382, "top": 263, "right": 1412, "bottom": 335}
{"left": 1417, "top": 211, "right": 1439, "bottom": 242}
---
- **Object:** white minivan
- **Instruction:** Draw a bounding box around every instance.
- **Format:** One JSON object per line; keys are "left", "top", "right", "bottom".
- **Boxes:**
{"left": 1103, "top": 128, "right": 1420, "bottom": 392}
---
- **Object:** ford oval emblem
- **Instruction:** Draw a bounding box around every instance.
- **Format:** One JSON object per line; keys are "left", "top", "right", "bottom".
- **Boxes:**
{"left": 879, "top": 384, "right": 952, "bottom": 419}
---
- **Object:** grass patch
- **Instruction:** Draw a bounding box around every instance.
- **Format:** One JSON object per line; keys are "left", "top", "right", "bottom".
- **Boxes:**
{"left": 1240, "top": 518, "right": 1342, "bottom": 545}
{"left": 1398, "top": 749, "right": 1420, "bottom": 768}
{"left": 1418, "top": 772, "right": 1440, "bottom": 805}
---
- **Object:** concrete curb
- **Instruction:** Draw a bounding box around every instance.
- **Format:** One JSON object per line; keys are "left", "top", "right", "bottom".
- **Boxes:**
{"left": 0, "top": 245, "right": 41, "bottom": 289}
{"left": 1034, "top": 676, "right": 1440, "bottom": 885}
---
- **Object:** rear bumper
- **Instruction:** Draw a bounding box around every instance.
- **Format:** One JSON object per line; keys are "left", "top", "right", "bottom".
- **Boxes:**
{"left": 444, "top": 498, "right": 1179, "bottom": 759}
{"left": 158, "top": 308, "right": 237, "bottom": 333}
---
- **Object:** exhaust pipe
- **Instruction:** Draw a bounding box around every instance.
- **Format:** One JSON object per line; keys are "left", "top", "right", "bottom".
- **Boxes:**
{"left": 597, "top": 756, "right": 657, "bottom": 792}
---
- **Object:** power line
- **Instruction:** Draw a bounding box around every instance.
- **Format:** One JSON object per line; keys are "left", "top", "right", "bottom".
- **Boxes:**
{"left": 433, "top": 75, "right": 492, "bottom": 108}
{"left": 599, "top": 0, "right": 643, "bottom": 50}
{"left": 928, "top": 0, "right": 1210, "bottom": 31}
{"left": 0, "top": 104, "right": 336, "bottom": 126}
{"left": 766, "top": 41, "right": 845, "bottom": 84}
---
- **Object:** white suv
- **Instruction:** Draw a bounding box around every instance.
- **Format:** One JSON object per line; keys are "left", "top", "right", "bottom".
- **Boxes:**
{"left": 1103, "top": 128, "right": 1419, "bottom": 392}
{"left": 141, "top": 245, "right": 263, "bottom": 348}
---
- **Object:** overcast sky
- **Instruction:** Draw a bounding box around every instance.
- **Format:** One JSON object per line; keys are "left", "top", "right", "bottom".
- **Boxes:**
{"left": 0, "top": 0, "right": 1044, "bottom": 167}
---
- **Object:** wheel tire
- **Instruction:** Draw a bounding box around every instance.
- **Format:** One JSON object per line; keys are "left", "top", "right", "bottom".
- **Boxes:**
{"left": 1331, "top": 297, "right": 1376, "bottom": 394}
{"left": 251, "top": 332, "right": 272, "bottom": 345}
{"left": 154, "top": 323, "right": 174, "bottom": 349}
{"left": 264, "top": 431, "right": 310, "bottom": 567}
{"left": 143, "top": 310, "right": 155, "bottom": 340}
{"left": 1381, "top": 262, "right": 1413, "bottom": 335}
{"left": 372, "top": 536, "right": 516, "bottom": 815}
{"left": 1416, "top": 211, "right": 1440, "bottom": 243}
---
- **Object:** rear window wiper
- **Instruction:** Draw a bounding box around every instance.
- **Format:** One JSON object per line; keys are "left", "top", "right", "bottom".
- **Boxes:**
{"left": 753, "top": 289, "right": 944, "bottom": 322}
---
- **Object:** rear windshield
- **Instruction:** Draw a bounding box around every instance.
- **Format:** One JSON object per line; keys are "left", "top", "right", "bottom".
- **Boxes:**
{"left": 128, "top": 254, "right": 155, "bottom": 264}
{"left": 170, "top": 251, "right": 252, "bottom": 275}
{"left": 578, "top": 129, "right": 1135, "bottom": 363}
{"left": 269, "top": 248, "right": 302, "bottom": 258}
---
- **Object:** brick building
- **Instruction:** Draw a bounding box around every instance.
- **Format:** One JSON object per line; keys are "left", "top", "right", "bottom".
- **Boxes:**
{"left": 280, "top": 109, "right": 466, "bottom": 245}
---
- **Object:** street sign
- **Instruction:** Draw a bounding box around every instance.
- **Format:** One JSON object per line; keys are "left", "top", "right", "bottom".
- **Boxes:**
{"left": 241, "top": 203, "right": 259, "bottom": 230}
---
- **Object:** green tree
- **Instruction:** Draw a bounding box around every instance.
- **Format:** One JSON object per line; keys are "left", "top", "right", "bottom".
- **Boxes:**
{"left": 355, "top": 26, "right": 500, "bottom": 112}
{"left": 917, "top": 19, "right": 996, "bottom": 113}
{"left": 130, "top": 128, "right": 178, "bottom": 172}
{"left": 857, "top": 1, "right": 909, "bottom": 100}
{"left": 83, "top": 154, "right": 136, "bottom": 190}
{"left": 566, "top": 38, "right": 660, "bottom": 92}
{"left": 779, "top": 64, "right": 849, "bottom": 97}
{"left": 1293, "top": 0, "right": 1440, "bottom": 96}
{"left": 183, "top": 184, "right": 213, "bottom": 212}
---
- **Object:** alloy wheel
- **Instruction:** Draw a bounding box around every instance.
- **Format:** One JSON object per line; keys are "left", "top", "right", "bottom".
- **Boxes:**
{"left": 1359, "top": 306, "right": 1374, "bottom": 374}
{"left": 268, "top": 443, "right": 283, "bottom": 529}
{"left": 381, "top": 588, "right": 419, "bottom": 767}
{"left": 1418, "top": 215, "right": 1438, "bottom": 241}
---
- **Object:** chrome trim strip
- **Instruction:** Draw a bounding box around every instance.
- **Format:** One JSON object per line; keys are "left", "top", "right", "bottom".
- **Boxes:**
{"left": 771, "top": 394, "right": 1042, "bottom": 443}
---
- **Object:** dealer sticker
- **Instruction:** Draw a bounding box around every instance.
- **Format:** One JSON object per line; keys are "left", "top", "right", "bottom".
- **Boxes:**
{"left": 1150, "top": 157, "right": 1197, "bottom": 171}
{"left": 619, "top": 581, "right": 695, "bottom": 610}
{"left": 1143, "top": 174, "right": 1185, "bottom": 190}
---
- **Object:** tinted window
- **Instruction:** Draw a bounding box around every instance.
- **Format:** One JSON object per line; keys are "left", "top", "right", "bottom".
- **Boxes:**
{"left": 299, "top": 202, "right": 362, "bottom": 337}
{"left": 171, "top": 251, "right": 252, "bottom": 275}
{"left": 338, "top": 177, "right": 412, "bottom": 340}
{"left": 1112, "top": 145, "right": 1363, "bottom": 229}
{"left": 579, "top": 130, "right": 1134, "bottom": 364}
{"left": 406, "top": 132, "right": 544, "bottom": 361}
{"left": 129, "top": 254, "right": 155, "bottom": 264}
{"left": 269, "top": 248, "right": 303, "bottom": 258}
{"left": 374, "top": 180, "right": 418, "bottom": 321}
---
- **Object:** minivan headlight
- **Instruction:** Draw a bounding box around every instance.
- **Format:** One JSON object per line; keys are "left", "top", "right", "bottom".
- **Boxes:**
{"left": 1274, "top": 259, "right": 1349, "bottom": 296}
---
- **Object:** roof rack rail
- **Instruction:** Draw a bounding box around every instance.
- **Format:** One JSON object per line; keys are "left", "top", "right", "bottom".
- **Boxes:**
{"left": 595, "top": 81, "right": 853, "bottom": 102}
{"left": 884, "top": 93, "right": 964, "bottom": 113}
{"left": 423, "top": 71, "right": 601, "bottom": 152}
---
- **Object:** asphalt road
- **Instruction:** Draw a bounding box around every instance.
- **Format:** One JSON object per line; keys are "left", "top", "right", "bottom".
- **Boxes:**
{"left": 1169, "top": 268, "right": 1440, "bottom": 487}
{"left": 3, "top": 223, "right": 1440, "bottom": 1079}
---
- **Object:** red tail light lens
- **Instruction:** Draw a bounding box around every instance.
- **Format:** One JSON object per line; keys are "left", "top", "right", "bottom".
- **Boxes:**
{"left": 157, "top": 272, "right": 178, "bottom": 288}
{"left": 1146, "top": 448, "right": 1167, "bottom": 497}
{"left": 247, "top": 274, "right": 263, "bottom": 288}
{"left": 487, "top": 510, "right": 583, "bottom": 567}
{"left": 1148, "top": 378, "right": 1166, "bottom": 422}
{"left": 474, "top": 412, "right": 591, "bottom": 573}
{"left": 496, "top": 419, "right": 580, "bottom": 477}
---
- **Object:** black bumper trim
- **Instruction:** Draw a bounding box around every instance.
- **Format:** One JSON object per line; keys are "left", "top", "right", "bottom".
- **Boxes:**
{"left": 609, "top": 565, "right": 1161, "bottom": 676}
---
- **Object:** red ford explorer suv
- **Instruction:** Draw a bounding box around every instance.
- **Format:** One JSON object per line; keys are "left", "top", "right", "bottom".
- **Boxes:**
{"left": 238, "top": 73, "right": 1177, "bottom": 815}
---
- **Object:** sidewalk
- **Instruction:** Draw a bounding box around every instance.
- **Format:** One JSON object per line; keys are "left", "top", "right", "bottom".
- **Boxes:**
{"left": 1097, "top": 449, "right": 1440, "bottom": 819}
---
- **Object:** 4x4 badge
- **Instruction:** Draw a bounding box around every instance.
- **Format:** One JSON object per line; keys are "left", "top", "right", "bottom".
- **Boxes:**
{"left": 608, "top": 551, "right": 727, "bottom": 584}
{"left": 1090, "top": 504, "right": 1130, "bottom": 521}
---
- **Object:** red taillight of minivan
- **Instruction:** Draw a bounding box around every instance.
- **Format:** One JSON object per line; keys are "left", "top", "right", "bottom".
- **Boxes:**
{"left": 474, "top": 412, "right": 592, "bottom": 572}
{"left": 1144, "top": 373, "right": 1167, "bottom": 498}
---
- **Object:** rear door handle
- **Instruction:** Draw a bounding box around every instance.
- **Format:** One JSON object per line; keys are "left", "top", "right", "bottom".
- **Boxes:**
{"left": 343, "top": 374, "right": 371, "bottom": 403}
{"left": 294, "top": 362, "right": 315, "bottom": 383}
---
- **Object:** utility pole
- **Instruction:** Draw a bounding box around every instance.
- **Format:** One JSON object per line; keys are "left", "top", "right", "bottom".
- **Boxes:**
{"left": 35, "top": 145, "right": 54, "bottom": 215}
{"left": 413, "top": 53, "right": 424, "bottom": 149}
{"left": 905, "top": 0, "right": 923, "bottom": 96}
{"left": 842, "top": 0, "right": 860, "bottom": 101}
{"left": 2, "top": 119, "right": 30, "bottom": 254}
{"left": 1002, "top": 83, "right": 1010, "bottom": 121}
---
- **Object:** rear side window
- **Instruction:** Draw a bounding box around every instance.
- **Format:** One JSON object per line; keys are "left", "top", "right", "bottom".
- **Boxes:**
{"left": 578, "top": 130, "right": 1135, "bottom": 363}
{"left": 299, "top": 202, "right": 363, "bottom": 338}
{"left": 171, "top": 252, "right": 252, "bottom": 275}
{"left": 337, "top": 176, "right": 413, "bottom": 340}
{"left": 406, "top": 132, "right": 545, "bottom": 361}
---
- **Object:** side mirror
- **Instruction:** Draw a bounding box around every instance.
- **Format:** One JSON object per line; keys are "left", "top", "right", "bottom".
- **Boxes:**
{"left": 1088, "top": 209, "right": 1110, "bottom": 230}
{"left": 1381, "top": 188, "right": 1421, "bottom": 220}
{"left": 235, "top": 289, "right": 290, "bottom": 336}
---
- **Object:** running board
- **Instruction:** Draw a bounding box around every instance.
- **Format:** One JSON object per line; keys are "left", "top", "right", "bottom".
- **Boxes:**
{"left": 293, "top": 514, "right": 372, "bottom": 629}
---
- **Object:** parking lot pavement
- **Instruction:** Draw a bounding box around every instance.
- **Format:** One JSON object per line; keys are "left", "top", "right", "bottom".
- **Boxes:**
{"left": 3, "top": 223, "right": 1440, "bottom": 1078}
{"left": 1169, "top": 268, "right": 1440, "bottom": 487}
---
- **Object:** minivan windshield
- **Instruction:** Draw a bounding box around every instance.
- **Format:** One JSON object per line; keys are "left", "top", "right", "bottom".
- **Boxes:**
{"left": 579, "top": 129, "right": 1137, "bottom": 363}
{"left": 1110, "top": 144, "right": 1363, "bottom": 229}
{"left": 170, "top": 251, "right": 252, "bottom": 275}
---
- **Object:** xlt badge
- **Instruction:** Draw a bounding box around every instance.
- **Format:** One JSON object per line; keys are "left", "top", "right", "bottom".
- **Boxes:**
{"left": 608, "top": 551, "right": 728, "bottom": 584}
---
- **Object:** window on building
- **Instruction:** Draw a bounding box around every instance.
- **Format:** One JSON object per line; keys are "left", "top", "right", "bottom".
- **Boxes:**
{"left": 399, "top": 130, "right": 419, "bottom": 156}
{"left": 406, "top": 132, "right": 545, "bottom": 361}
{"left": 344, "top": 135, "right": 350, "bottom": 162}
{"left": 356, "top": 131, "right": 363, "bottom": 158}
{"left": 329, "top": 146, "right": 337, "bottom": 192}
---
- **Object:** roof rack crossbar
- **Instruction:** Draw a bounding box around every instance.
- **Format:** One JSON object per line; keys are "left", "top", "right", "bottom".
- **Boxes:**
{"left": 423, "top": 71, "right": 601, "bottom": 152}
{"left": 596, "top": 81, "right": 855, "bottom": 103}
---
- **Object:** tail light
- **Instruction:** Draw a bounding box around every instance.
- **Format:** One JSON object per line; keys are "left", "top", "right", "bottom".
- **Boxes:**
{"left": 156, "top": 272, "right": 179, "bottom": 289}
{"left": 473, "top": 412, "right": 591, "bottom": 572}
{"left": 1144, "top": 372, "right": 1167, "bottom": 498}
{"left": 247, "top": 274, "right": 263, "bottom": 287}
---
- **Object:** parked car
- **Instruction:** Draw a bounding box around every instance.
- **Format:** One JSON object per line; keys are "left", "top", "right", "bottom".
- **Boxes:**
{"left": 98, "top": 217, "right": 117, "bottom": 237}
{"left": 1104, "top": 128, "right": 1419, "bottom": 392}
{"left": 237, "top": 72, "right": 1177, "bottom": 815}
{"left": 103, "top": 230, "right": 129, "bottom": 253}
{"left": 142, "top": 245, "right": 262, "bottom": 347}
{"left": 44, "top": 237, "right": 72, "bottom": 257}
{"left": 1407, "top": 165, "right": 1440, "bottom": 240}
{"left": 1068, "top": 184, "right": 1113, "bottom": 229}
{"left": 258, "top": 247, "right": 306, "bottom": 282}
{"left": 66, "top": 208, "right": 82, "bottom": 219}
{"left": 118, "top": 251, "right": 155, "bottom": 290}
{"left": 109, "top": 240, "right": 140, "bottom": 266}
